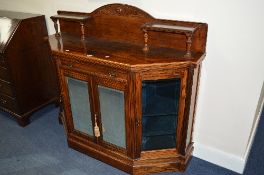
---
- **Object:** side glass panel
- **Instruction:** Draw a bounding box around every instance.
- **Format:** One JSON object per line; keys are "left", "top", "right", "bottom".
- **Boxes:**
{"left": 98, "top": 86, "right": 126, "bottom": 148}
{"left": 141, "top": 78, "right": 181, "bottom": 151}
{"left": 66, "top": 77, "right": 93, "bottom": 136}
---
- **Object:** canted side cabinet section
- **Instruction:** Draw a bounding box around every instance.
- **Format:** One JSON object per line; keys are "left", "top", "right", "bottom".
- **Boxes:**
{"left": 130, "top": 67, "right": 196, "bottom": 174}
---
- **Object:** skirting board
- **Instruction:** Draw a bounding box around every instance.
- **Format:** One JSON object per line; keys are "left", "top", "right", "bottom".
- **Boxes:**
{"left": 243, "top": 82, "right": 264, "bottom": 169}
{"left": 193, "top": 143, "right": 245, "bottom": 174}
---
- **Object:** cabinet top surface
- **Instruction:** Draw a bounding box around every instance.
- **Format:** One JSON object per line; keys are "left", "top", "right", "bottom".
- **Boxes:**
{"left": 49, "top": 34, "right": 205, "bottom": 70}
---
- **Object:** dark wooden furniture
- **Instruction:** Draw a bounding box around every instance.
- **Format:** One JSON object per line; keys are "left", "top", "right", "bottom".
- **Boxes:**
{"left": 49, "top": 4, "right": 207, "bottom": 175}
{"left": 0, "top": 11, "right": 58, "bottom": 126}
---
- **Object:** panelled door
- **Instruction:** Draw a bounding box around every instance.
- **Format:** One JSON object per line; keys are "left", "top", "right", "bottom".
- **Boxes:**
{"left": 61, "top": 69, "right": 95, "bottom": 141}
{"left": 59, "top": 64, "right": 130, "bottom": 156}
{"left": 92, "top": 73, "right": 128, "bottom": 154}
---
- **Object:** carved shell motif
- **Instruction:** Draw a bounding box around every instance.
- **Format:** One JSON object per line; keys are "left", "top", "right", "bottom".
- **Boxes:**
{"left": 92, "top": 3, "right": 153, "bottom": 19}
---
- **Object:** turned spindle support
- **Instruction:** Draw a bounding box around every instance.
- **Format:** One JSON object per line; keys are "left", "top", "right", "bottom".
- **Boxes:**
{"left": 80, "top": 22, "right": 86, "bottom": 40}
{"left": 142, "top": 29, "right": 149, "bottom": 53}
{"left": 56, "top": 36, "right": 62, "bottom": 51}
{"left": 51, "top": 18, "right": 60, "bottom": 37}
{"left": 184, "top": 33, "right": 193, "bottom": 58}
{"left": 50, "top": 14, "right": 91, "bottom": 40}
{"left": 81, "top": 35, "right": 88, "bottom": 54}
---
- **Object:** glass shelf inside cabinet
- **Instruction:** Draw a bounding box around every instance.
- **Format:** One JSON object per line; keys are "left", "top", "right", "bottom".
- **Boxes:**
{"left": 142, "top": 78, "right": 181, "bottom": 151}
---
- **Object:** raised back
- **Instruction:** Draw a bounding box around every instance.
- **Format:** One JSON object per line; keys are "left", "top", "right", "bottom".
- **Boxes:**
{"left": 91, "top": 3, "right": 153, "bottom": 18}
{"left": 56, "top": 3, "right": 207, "bottom": 53}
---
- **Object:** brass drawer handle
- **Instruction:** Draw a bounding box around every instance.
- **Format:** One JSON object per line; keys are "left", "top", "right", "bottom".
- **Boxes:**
{"left": 66, "top": 64, "right": 73, "bottom": 68}
{"left": 108, "top": 72, "right": 116, "bottom": 77}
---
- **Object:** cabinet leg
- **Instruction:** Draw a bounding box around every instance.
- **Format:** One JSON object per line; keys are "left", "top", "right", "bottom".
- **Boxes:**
{"left": 17, "top": 117, "right": 30, "bottom": 127}
{"left": 58, "top": 110, "right": 68, "bottom": 133}
{"left": 58, "top": 95, "right": 64, "bottom": 125}
{"left": 54, "top": 97, "right": 60, "bottom": 108}
{"left": 58, "top": 112, "right": 63, "bottom": 125}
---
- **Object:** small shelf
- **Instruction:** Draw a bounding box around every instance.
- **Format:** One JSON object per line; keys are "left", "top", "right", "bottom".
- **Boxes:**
{"left": 142, "top": 134, "right": 176, "bottom": 151}
{"left": 50, "top": 14, "right": 91, "bottom": 23}
{"left": 142, "top": 95, "right": 178, "bottom": 117}
{"left": 142, "top": 22, "right": 198, "bottom": 35}
{"left": 142, "top": 114, "right": 177, "bottom": 137}
{"left": 50, "top": 14, "right": 91, "bottom": 39}
{"left": 141, "top": 22, "right": 199, "bottom": 57}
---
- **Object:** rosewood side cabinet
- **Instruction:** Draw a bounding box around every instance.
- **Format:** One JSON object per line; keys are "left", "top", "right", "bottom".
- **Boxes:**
{"left": 49, "top": 4, "right": 208, "bottom": 175}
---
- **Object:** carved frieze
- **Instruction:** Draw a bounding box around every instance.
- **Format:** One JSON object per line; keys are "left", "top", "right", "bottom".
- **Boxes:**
{"left": 92, "top": 4, "right": 153, "bottom": 19}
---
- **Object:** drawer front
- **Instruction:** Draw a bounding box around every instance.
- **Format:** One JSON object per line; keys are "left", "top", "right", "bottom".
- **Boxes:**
{"left": 0, "top": 79, "right": 14, "bottom": 97}
{"left": 60, "top": 60, "right": 127, "bottom": 81}
{"left": 0, "top": 55, "right": 7, "bottom": 68}
{"left": 0, "top": 93, "right": 17, "bottom": 112}
{"left": 0, "top": 66, "right": 11, "bottom": 81}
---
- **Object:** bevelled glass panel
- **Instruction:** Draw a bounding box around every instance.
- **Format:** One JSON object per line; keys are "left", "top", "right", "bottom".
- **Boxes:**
{"left": 67, "top": 77, "right": 93, "bottom": 136}
{"left": 98, "top": 86, "right": 126, "bottom": 148}
{"left": 141, "top": 78, "right": 181, "bottom": 151}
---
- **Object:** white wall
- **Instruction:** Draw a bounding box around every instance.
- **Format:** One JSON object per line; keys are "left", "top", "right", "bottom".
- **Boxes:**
{"left": 1, "top": 0, "right": 263, "bottom": 173}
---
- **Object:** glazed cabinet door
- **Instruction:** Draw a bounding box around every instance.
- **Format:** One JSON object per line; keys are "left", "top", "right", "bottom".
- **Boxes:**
{"left": 66, "top": 77, "right": 94, "bottom": 136}
{"left": 92, "top": 71, "right": 129, "bottom": 155}
{"left": 60, "top": 69, "right": 95, "bottom": 139}
{"left": 138, "top": 69, "right": 189, "bottom": 157}
{"left": 97, "top": 86, "right": 126, "bottom": 148}
{"left": 141, "top": 78, "right": 181, "bottom": 151}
